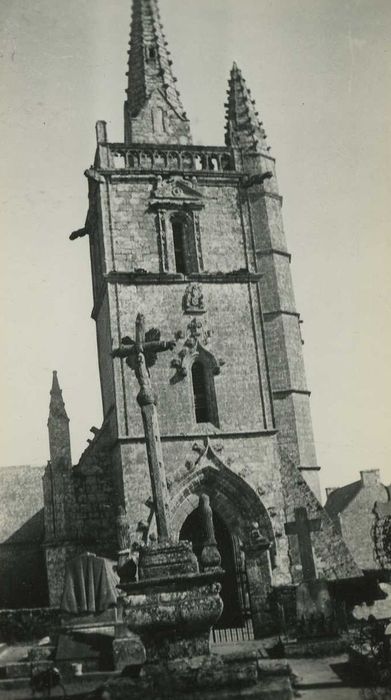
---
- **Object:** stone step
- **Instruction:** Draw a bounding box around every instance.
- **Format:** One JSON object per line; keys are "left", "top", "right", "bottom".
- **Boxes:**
{"left": 284, "top": 636, "right": 347, "bottom": 658}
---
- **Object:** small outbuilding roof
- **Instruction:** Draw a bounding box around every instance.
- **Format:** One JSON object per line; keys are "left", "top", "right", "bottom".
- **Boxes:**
{"left": 325, "top": 480, "right": 362, "bottom": 519}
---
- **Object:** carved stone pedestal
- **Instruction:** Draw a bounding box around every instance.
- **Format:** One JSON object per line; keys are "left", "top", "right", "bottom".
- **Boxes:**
{"left": 119, "top": 540, "right": 224, "bottom": 662}
{"left": 101, "top": 540, "right": 294, "bottom": 698}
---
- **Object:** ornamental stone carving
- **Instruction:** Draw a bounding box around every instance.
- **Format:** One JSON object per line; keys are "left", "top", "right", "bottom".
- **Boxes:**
{"left": 183, "top": 283, "right": 204, "bottom": 314}
{"left": 171, "top": 317, "right": 224, "bottom": 380}
{"left": 150, "top": 175, "right": 204, "bottom": 206}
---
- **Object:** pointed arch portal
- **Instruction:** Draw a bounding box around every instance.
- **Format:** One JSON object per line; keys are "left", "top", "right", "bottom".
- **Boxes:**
{"left": 171, "top": 443, "right": 276, "bottom": 640}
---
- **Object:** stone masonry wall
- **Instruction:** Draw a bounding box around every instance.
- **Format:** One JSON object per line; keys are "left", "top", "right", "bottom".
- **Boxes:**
{"left": 95, "top": 291, "right": 116, "bottom": 417}
{"left": 72, "top": 425, "right": 118, "bottom": 558}
{"left": 109, "top": 280, "right": 273, "bottom": 438}
{"left": 44, "top": 423, "right": 119, "bottom": 606}
{"left": 280, "top": 452, "right": 361, "bottom": 582}
{"left": 99, "top": 179, "right": 247, "bottom": 276}
{"left": 126, "top": 91, "right": 192, "bottom": 145}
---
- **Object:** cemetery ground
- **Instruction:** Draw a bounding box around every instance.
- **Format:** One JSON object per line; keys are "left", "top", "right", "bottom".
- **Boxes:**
{"left": 1, "top": 638, "right": 390, "bottom": 700}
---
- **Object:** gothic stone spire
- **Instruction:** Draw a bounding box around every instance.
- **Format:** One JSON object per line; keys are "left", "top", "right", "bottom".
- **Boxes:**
{"left": 47, "top": 371, "right": 72, "bottom": 469}
{"left": 124, "top": 0, "right": 192, "bottom": 145}
{"left": 48, "top": 370, "right": 69, "bottom": 423}
{"left": 225, "top": 62, "right": 270, "bottom": 155}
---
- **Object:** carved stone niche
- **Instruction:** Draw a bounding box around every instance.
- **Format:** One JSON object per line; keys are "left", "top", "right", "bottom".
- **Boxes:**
{"left": 183, "top": 282, "right": 205, "bottom": 314}
{"left": 171, "top": 317, "right": 225, "bottom": 379}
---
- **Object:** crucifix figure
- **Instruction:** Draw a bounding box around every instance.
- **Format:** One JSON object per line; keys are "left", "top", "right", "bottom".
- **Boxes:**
{"left": 284, "top": 507, "right": 321, "bottom": 581}
{"left": 113, "top": 313, "right": 176, "bottom": 542}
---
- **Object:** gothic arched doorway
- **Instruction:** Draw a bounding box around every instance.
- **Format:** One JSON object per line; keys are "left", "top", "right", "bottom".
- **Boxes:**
{"left": 179, "top": 507, "right": 248, "bottom": 631}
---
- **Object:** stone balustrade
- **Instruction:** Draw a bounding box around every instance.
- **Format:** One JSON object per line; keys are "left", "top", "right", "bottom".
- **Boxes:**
{"left": 107, "top": 144, "right": 236, "bottom": 173}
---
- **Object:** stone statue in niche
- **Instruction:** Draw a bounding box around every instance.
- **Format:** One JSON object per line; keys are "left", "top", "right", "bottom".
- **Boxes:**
{"left": 183, "top": 283, "right": 204, "bottom": 314}
{"left": 199, "top": 494, "right": 221, "bottom": 571}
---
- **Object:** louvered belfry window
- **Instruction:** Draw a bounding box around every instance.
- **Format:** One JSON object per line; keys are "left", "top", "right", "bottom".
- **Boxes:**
{"left": 192, "top": 361, "right": 210, "bottom": 423}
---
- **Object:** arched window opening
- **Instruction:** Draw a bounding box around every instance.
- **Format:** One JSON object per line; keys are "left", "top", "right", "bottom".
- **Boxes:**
{"left": 172, "top": 218, "right": 186, "bottom": 273}
{"left": 157, "top": 210, "right": 201, "bottom": 275}
{"left": 192, "top": 361, "right": 210, "bottom": 423}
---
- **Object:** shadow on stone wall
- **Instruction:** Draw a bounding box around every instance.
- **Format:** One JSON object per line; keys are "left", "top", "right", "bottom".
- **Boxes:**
{"left": 0, "top": 509, "right": 49, "bottom": 609}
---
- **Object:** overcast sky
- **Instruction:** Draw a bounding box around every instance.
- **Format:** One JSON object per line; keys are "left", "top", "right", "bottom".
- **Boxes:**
{"left": 0, "top": 0, "right": 390, "bottom": 497}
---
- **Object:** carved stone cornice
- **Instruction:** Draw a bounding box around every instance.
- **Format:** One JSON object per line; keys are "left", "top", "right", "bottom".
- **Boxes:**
{"left": 105, "top": 270, "right": 262, "bottom": 285}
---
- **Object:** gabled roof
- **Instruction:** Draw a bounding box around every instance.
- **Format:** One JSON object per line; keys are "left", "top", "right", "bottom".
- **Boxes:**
{"left": 325, "top": 480, "right": 362, "bottom": 519}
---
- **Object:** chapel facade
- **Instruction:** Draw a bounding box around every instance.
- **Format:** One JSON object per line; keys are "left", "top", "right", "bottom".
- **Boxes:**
{"left": 43, "top": 0, "right": 360, "bottom": 636}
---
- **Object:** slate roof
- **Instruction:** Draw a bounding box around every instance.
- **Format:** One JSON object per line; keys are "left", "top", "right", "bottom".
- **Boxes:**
{"left": 325, "top": 479, "right": 362, "bottom": 519}
{"left": 0, "top": 464, "right": 45, "bottom": 543}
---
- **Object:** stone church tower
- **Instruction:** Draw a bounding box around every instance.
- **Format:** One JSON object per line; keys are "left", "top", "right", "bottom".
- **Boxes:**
{"left": 44, "top": 0, "right": 360, "bottom": 632}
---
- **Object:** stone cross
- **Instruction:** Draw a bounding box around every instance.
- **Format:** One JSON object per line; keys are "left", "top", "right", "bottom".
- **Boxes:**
{"left": 113, "top": 313, "right": 176, "bottom": 542}
{"left": 284, "top": 507, "right": 321, "bottom": 581}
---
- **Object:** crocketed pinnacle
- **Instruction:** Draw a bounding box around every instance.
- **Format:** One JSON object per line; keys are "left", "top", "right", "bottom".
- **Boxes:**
{"left": 225, "top": 62, "right": 270, "bottom": 154}
{"left": 48, "top": 371, "right": 69, "bottom": 422}
{"left": 126, "top": 0, "right": 188, "bottom": 120}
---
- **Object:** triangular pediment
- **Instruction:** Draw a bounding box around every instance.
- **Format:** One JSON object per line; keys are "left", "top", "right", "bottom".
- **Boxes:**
{"left": 151, "top": 175, "right": 204, "bottom": 203}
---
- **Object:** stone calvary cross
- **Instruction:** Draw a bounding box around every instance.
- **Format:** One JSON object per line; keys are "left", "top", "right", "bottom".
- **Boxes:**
{"left": 113, "top": 313, "right": 176, "bottom": 542}
{"left": 284, "top": 507, "right": 321, "bottom": 581}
